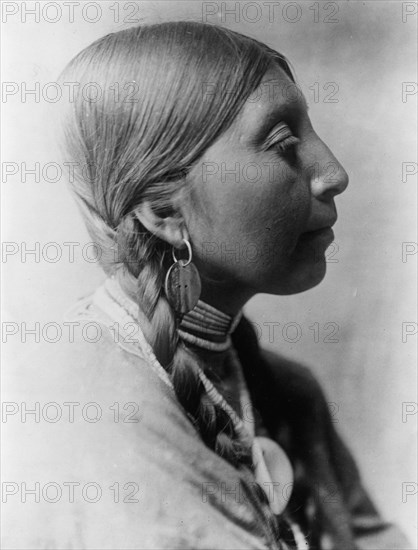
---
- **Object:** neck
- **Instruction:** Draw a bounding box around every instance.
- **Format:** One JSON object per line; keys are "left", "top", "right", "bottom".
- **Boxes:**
{"left": 112, "top": 270, "right": 253, "bottom": 359}
{"left": 198, "top": 277, "right": 255, "bottom": 318}
{"left": 106, "top": 274, "right": 248, "bottom": 392}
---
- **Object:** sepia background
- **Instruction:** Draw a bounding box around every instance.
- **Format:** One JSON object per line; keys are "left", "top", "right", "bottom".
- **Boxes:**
{"left": 2, "top": 0, "right": 417, "bottom": 544}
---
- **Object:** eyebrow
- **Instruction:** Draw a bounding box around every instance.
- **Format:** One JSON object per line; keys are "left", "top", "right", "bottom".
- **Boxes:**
{"left": 251, "top": 90, "right": 309, "bottom": 145}
{"left": 251, "top": 100, "right": 309, "bottom": 150}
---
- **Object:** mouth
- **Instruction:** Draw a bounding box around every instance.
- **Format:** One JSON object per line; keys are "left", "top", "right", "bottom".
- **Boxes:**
{"left": 300, "top": 215, "right": 337, "bottom": 238}
{"left": 298, "top": 226, "right": 335, "bottom": 244}
{"left": 304, "top": 226, "right": 334, "bottom": 236}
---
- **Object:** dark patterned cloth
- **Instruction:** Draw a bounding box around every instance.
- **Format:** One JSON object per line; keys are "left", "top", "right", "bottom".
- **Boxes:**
{"left": 233, "top": 316, "right": 411, "bottom": 550}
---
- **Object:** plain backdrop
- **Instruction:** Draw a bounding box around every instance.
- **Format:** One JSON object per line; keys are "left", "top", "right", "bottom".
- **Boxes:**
{"left": 2, "top": 0, "right": 417, "bottom": 544}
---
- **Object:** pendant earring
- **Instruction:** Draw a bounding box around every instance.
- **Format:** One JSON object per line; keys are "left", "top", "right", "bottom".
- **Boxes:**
{"left": 164, "top": 238, "right": 202, "bottom": 315}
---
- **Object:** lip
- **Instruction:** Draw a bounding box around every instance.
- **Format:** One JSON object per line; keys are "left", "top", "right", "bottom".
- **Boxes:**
{"left": 299, "top": 226, "right": 334, "bottom": 242}
{"left": 304, "top": 217, "right": 337, "bottom": 234}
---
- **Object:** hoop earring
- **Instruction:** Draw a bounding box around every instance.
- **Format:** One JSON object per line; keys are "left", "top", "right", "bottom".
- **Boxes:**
{"left": 164, "top": 238, "right": 202, "bottom": 315}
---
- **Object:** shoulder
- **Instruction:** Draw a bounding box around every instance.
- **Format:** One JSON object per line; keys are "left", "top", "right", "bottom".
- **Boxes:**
{"left": 3, "top": 313, "right": 267, "bottom": 549}
{"left": 4, "top": 312, "right": 201, "bottom": 473}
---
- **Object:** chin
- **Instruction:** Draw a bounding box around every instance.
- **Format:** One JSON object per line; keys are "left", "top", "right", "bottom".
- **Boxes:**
{"left": 268, "top": 257, "right": 327, "bottom": 296}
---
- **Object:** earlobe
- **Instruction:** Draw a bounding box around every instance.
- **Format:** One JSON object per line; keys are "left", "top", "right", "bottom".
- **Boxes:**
{"left": 133, "top": 200, "right": 188, "bottom": 248}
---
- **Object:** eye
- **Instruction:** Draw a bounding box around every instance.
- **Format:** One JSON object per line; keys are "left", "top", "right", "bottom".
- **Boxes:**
{"left": 265, "top": 123, "right": 300, "bottom": 155}
{"left": 272, "top": 135, "right": 300, "bottom": 154}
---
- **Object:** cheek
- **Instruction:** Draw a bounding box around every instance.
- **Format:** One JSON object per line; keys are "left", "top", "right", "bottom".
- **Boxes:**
{"left": 187, "top": 159, "right": 311, "bottom": 278}
{"left": 240, "top": 164, "right": 311, "bottom": 268}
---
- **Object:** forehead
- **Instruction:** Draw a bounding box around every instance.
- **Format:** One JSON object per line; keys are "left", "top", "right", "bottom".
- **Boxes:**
{"left": 231, "top": 65, "right": 307, "bottom": 138}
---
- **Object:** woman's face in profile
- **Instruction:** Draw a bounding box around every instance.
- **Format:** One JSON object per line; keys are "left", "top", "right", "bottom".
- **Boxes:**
{"left": 182, "top": 65, "right": 349, "bottom": 296}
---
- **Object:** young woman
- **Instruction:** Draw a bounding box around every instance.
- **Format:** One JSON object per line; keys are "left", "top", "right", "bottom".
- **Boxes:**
{"left": 9, "top": 21, "right": 408, "bottom": 550}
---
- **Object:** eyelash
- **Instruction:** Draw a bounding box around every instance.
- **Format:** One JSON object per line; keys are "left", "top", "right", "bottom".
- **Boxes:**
{"left": 266, "top": 125, "right": 300, "bottom": 155}
{"left": 272, "top": 135, "right": 300, "bottom": 153}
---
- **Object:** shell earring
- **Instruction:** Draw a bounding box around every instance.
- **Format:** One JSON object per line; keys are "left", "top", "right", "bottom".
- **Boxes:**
{"left": 164, "top": 238, "right": 202, "bottom": 315}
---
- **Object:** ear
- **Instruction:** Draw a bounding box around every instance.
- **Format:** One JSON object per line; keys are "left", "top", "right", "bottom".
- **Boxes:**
{"left": 133, "top": 200, "right": 189, "bottom": 248}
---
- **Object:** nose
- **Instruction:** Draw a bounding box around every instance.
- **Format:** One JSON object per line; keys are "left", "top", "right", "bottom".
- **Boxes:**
{"left": 310, "top": 137, "right": 349, "bottom": 201}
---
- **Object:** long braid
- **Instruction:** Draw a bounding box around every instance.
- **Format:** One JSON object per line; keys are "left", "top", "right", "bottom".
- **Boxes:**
{"left": 116, "top": 213, "right": 254, "bottom": 469}
{"left": 114, "top": 216, "right": 282, "bottom": 544}
{"left": 70, "top": 195, "right": 281, "bottom": 541}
